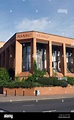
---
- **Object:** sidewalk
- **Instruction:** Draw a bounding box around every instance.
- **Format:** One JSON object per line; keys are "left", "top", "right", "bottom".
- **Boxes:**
{"left": 0, "top": 94, "right": 74, "bottom": 102}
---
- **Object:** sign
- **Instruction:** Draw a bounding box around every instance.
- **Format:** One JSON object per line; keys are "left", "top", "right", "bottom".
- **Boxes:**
{"left": 16, "top": 33, "right": 32, "bottom": 39}
{"left": 36, "top": 33, "right": 49, "bottom": 40}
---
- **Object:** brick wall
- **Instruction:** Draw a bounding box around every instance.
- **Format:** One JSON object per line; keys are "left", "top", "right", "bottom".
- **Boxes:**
{"left": 3, "top": 85, "right": 74, "bottom": 96}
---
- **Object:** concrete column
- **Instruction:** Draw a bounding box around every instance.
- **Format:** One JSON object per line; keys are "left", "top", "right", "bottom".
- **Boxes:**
{"left": 33, "top": 38, "right": 36, "bottom": 61}
{"left": 60, "top": 46, "right": 63, "bottom": 73}
{"left": 15, "top": 41, "right": 22, "bottom": 76}
{"left": 31, "top": 38, "right": 36, "bottom": 73}
{"left": 63, "top": 43, "right": 67, "bottom": 76}
{"left": 48, "top": 41, "right": 52, "bottom": 76}
{"left": 61, "top": 43, "right": 67, "bottom": 76}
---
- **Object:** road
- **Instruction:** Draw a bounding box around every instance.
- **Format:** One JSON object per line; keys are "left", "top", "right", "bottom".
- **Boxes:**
{"left": 0, "top": 98, "right": 74, "bottom": 112}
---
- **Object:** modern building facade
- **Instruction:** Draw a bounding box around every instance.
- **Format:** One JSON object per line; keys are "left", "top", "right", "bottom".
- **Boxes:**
{"left": 0, "top": 31, "right": 74, "bottom": 79}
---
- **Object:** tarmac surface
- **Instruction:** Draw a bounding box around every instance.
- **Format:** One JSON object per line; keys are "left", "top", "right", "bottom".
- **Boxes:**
{"left": 0, "top": 94, "right": 74, "bottom": 102}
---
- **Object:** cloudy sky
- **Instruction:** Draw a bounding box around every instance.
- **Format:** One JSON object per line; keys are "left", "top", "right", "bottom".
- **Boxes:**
{"left": 0, "top": 0, "right": 74, "bottom": 42}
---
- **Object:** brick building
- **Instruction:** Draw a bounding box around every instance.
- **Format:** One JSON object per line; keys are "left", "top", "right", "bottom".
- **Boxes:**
{"left": 0, "top": 31, "right": 74, "bottom": 79}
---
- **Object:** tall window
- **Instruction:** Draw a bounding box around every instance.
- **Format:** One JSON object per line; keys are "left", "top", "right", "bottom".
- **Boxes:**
{"left": 22, "top": 42, "right": 31, "bottom": 71}
{"left": 66, "top": 48, "right": 73, "bottom": 73}
{"left": 52, "top": 46, "right": 61, "bottom": 72}
{"left": 36, "top": 43, "right": 47, "bottom": 70}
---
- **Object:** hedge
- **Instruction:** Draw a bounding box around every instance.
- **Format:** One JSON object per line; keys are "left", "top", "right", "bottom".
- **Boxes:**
{"left": 36, "top": 77, "right": 68, "bottom": 87}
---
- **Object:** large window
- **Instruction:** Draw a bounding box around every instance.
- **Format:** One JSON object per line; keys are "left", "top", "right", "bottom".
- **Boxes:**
{"left": 66, "top": 48, "right": 73, "bottom": 73}
{"left": 36, "top": 43, "right": 47, "bottom": 70}
{"left": 22, "top": 42, "right": 31, "bottom": 71}
{"left": 52, "top": 46, "right": 61, "bottom": 72}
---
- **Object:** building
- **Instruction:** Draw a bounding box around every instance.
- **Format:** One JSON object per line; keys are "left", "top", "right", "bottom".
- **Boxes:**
{"left": 0, "top": 31, "right": 74, "bottom": 79}
{"left": 0, "top": 41, "right": 5, "bottom": 48}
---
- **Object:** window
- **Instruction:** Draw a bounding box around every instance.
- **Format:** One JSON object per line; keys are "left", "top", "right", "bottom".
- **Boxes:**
{"left": 22, "top": 42, "right": 31, "bottom": 71}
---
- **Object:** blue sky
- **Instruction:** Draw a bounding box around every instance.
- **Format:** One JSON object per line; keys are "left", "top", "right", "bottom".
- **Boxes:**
{"left": 0, "top": 0, "right": 74, "bottom": 42}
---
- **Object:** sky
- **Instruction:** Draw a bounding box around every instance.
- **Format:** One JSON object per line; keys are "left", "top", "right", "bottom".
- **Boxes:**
{"left": 0, "top": 0, "right": 74, "bottom": 42}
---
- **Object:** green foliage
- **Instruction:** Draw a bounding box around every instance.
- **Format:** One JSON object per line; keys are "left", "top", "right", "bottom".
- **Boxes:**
{"left": 27, "top": 74, "right": 35, "bottom": 82}
{"left": 36, "top": 77, "right": 68, "bottom": 87}
{"left": 36, "top": 77, "right": 53, "bottom": 86}
{"left": 3, "top": 79, "right": 42, "bottom": 88}
{"left": 53, "top": 79, "right": 68, "bottom": 87}
{"left": 0, "top": 67, "right": 9, "bottom": 81}
{"left": 67, "top": 77, "right": 74, "bottom": 85}
{"left": 27, "top": 60, "right": 46, "bottom": 82}
{"left": 33, "top": 60, "right": 37, "bottom": 73}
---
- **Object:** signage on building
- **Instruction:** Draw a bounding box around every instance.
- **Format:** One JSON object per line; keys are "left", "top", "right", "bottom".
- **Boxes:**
{"left": 16, "top": 33, "right": 32, "bottom": 39}
{"left": 36, "top": 33, "right": 49, "bottom": 40}
{"left": 16, "top": 32, "right": 50, "bottom": 40}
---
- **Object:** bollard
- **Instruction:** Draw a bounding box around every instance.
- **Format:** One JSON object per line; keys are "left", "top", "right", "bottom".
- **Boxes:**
{"left": 23, "top": 90, "right": 25, "bottom": 96}
{"left": 6, "top": 90, "right": 7, "bottom": 96}
{"left": 14, "top": 90, "right": 16, "bottom": 96}
{"left": 4, "top": 90, "right": 7, "bottom": 97}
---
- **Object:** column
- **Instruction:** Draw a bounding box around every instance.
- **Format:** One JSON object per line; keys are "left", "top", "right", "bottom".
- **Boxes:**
{"left": 63, "top": 43, "right": 67, "bottom": 76}
{"left": 47, "top": 41, "right": 52, "bottom": 76}
{"left": 60, "top": 43, "right": 67, "bottom": 76}
{"left": 15, "top": 41, "right": 22, "bottom": 76}
{"left": 31, "top": 38, "right": 36, "bottom": 73}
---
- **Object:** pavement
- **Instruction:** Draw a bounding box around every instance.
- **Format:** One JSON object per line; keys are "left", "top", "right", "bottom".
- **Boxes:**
{"left": 0, "top": 94, "right": 74, "bottom": 102}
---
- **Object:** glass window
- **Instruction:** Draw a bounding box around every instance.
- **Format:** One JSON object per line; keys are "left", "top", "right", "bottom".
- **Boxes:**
{"left": 22, "top": 42, "right": 31, "bottom": 71}
{"left": 36, "top": 43, "right": 47, "bottom": 70}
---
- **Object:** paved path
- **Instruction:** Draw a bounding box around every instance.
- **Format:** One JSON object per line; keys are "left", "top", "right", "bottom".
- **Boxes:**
{"left": 0, "top": 94, "right": 74, "bottom": 102}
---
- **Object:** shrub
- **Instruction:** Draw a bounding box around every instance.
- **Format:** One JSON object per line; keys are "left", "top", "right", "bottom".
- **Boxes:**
{"left": 67, "top": 77, "right": 74, "bottom": 85}
{"left": 53, "top": 79, "right": 68, "bottom": 87}
{"left": 0, "top": 80, "right": 8, "bottom": 87}
{"left": 36, "top": 77, "right": 68, "bottom": 87}
{"left": 60, "top": 80, "right": 68, "bottom": 87}
{"left": 0, "top": 68, "right": 9, "bottom": 81}
{"left": 27, "top": 60, "right": 46, "bottom": 82}
{"left": 36, "top": 77, "right": 53, "bottom": 86}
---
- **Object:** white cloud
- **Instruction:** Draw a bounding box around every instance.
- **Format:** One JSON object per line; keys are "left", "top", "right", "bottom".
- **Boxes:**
{"left": 15, "top": 17, "right": 51, "bottom": 32}
{"left": 15, "top": 17, "right": 74, "bottom": 39}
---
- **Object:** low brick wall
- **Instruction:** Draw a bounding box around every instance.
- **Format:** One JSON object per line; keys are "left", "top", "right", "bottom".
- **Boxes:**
{"left": 3, "top": 84, "right": 74, "bottom": 96}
